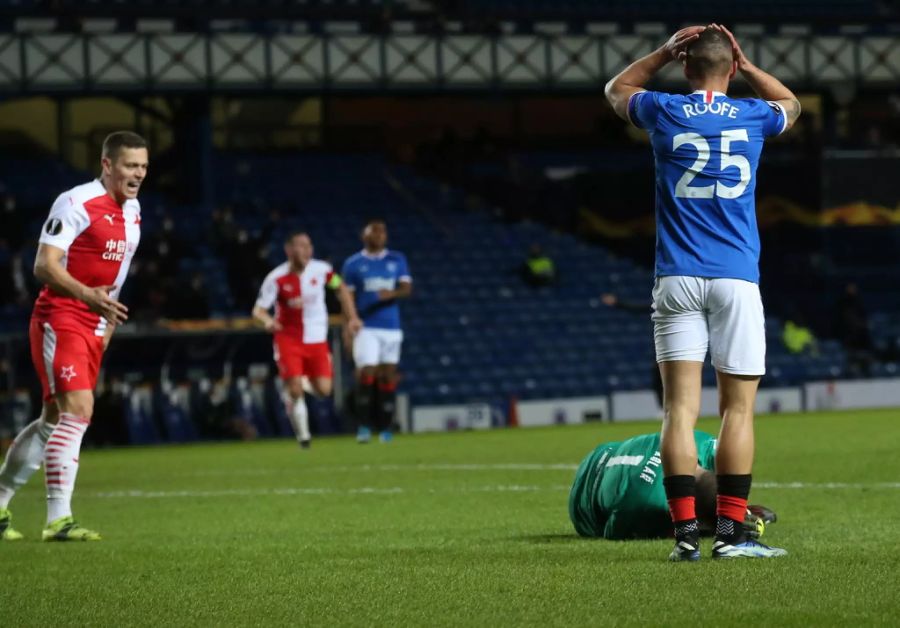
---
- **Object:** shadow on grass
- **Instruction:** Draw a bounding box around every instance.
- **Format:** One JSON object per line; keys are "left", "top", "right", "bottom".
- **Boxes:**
{"left": 515, "top": 533, "right": 666, "bottom": 545}
{"left": 515, "top": 533, "right": 590, "bottom": 544}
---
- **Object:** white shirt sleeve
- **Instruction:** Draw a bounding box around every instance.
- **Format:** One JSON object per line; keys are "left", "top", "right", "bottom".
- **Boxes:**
{"left": 39, "top": 193, "right": 90, "bottom": 253}
{"left": 255, "top": 271, "right": 278, "bottom": 310}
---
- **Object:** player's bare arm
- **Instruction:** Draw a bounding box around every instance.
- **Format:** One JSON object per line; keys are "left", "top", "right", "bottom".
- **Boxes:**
{"left": 605, "top": 26, "right": 705, "bottom": 121}
{"left": 711, "top": 23, "right": 801, "bottom": 130}
{"left": 34, "top": 243, "right": 129, "bottom": 325}
{"left": 336, "top": 283, "right": 363, "bottom": 336}
{"left": 103, "top": 323, "right": 116, "bottom": 351}
{"left": 251, "top": 305, "right": 282, "bottom": 332}
{"left": 377, "top": 281, "right": 412, "bottom": 302}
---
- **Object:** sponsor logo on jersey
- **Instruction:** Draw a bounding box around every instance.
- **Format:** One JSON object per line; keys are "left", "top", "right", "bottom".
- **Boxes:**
{"left": 364, "top": 277, "right": 396, "bottom": 292}
{"left": 104, "top": 214, "right": 115, "bottom": 225}
{"left": 45, "top": 218, "right": 63, "bottom": 236}
{"left": 103, "top": 239, "right": 128, "bottom": 262}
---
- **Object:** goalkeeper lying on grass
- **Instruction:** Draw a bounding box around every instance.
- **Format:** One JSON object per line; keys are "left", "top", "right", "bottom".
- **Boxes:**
{"left": 569, "top": 430, "right": 776, "bottom": 540}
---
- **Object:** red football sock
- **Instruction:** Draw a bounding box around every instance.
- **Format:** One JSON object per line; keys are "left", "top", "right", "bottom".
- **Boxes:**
{"left": 717, "top": 494, "right": 748, "bottom": 523}
{"left": 668, "top": 496, "right": 696, "bottom": 523}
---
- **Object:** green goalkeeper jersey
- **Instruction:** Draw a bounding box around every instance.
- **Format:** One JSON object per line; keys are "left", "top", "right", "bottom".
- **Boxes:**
{"left": 568, "top": 430, "right": 717, "bottom": 540}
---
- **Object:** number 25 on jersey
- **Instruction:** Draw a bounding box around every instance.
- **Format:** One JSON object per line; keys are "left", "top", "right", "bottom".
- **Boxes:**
{"left": 674, "top": 129, "right": 751, "bottom": 199}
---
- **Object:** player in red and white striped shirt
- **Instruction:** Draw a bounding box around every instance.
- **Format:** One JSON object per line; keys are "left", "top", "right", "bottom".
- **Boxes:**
{"left": 252, "top": 231, "right": 362, "bottom": 448}
{"left": 0, "top": 132, "right": 147, "bottom": 542}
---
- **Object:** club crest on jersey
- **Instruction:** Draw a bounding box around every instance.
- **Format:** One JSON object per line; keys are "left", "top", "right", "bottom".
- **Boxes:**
{"left": 59, "top": 365, "right": 77, "bottom": 382}
{"left": 45, "top": 218, "right": 63, "bottom": 236}
{"left": 387, "top": 262, "right": 398, "bottom": 273}
{"left": 103, "top": 239, "right": 128, "bottom": 261}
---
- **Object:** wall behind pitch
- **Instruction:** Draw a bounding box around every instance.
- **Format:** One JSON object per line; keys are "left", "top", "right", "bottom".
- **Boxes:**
{"left": 805, "top": 378, "right": 900, "bottom": 411}
{"left": 517, "top": 396, "right": 610, "bottom": 427}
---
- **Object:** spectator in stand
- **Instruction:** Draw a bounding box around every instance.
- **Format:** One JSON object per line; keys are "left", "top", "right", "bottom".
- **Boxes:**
{"left": 521, "top": 244, "right": 556, "bottom": 288}
{"left": 782, "top": 315, "right": 818, "bottom": 356}
{"left": 835, "top": 283, "right": 873, "bottom": 377}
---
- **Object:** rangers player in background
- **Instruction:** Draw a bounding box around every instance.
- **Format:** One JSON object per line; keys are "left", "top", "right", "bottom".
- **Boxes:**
{"left": 0, "top": 131, "right": 147, "bottom": 541}
{"left": 342, "top": 220, "right": 412, "bottom": 444}
{"left": 253, "top": 231, "right": 362, "bottom": 448}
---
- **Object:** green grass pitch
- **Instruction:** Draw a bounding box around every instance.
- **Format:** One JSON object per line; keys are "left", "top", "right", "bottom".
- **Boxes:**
{"left": 3, "top": 409, "right": 900, "bottom": 626}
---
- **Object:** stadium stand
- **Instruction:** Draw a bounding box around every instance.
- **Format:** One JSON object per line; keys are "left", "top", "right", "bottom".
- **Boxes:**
{"left": 3, "top": 150, "right": 866, "bottom": 424}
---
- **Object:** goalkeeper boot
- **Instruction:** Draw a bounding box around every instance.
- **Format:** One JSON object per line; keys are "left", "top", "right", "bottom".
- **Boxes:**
{"left": 0, "top": 508, "right": 24, "bottom": 541}
{"left": 356, "top": 426, "right": 371, "bottom": 444}
{"left": 748, "top": 504, "right": 777, "bottom": 524}
{"left": 42, "top": 516, "right": 102, "bottom": 542}
{"left": 712, "top": 537, "right": 787, "bottom": 559}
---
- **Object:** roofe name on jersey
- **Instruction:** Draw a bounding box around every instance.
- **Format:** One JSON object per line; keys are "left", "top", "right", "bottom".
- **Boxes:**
{"left": 682, "top": 100, "right": 741, "bottom": 118}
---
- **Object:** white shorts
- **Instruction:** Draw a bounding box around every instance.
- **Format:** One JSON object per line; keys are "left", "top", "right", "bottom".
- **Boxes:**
{"left": 353, "top": 328, "right": 403, "bottom": 368}
{"left": 651, "top": 276, "right": 766, "bottom": 376}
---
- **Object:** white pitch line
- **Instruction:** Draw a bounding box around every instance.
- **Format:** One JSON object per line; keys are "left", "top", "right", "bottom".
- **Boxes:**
{"left": 756, "top": 481, "right": 900, "bottom": 489}
{"left": 188, "top": 463, "right": 580, "bottom": 477}
{"left": 86, "top": 485, "right": 571, "bottom": 499}
{"left": 84, "top": 481, "right": 900, "bottom": 500}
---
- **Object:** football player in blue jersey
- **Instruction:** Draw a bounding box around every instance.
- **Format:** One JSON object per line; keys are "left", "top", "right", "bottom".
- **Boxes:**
{"left": 605, "top": 24, "right": 800, "bottom": 561}
{"left": 341, "top": 220, "right": 412, "bottom": 443}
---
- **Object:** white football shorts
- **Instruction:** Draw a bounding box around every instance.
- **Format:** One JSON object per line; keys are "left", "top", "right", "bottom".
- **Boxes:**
{"left": 353, "top": 327, "right": 404, "bottom": 368}
{"left": 651, "top": 275, "right": 766, "bottom": 376}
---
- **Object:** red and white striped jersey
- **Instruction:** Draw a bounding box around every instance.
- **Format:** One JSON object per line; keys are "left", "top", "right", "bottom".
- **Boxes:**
{"left": 33, "top": 179, "right": 142, "bottom": 337}
{"left": 255, "top": 259, "right": 334, "bottom": 344}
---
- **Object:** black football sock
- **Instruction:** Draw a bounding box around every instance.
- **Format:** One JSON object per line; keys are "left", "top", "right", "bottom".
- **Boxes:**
{"left": 377, "top": 381, "right": 397, "bottom": 432}
{"left": 356, "top": 375, "right": 376, "bottom": 429}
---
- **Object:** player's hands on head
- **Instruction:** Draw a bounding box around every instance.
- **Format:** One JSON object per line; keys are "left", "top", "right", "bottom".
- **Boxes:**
{"left": 662, "top": 26, "right": 704, "bottom": 62}
{"left": 708, "top": 23, "right": 750, "bottom": 70}
{"left": 84, "top": 285, "right": 128, "bottom": 325}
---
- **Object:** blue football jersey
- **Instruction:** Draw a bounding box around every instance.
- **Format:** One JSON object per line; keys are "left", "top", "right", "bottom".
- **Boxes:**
{"left": 341, "top": 249, "right": 411, "bottom": 330}
{"left": 629, "top": 89, "right": 787, "bottom": 283}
